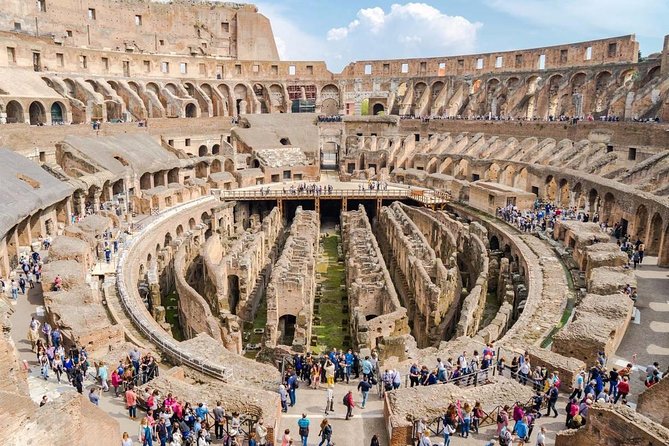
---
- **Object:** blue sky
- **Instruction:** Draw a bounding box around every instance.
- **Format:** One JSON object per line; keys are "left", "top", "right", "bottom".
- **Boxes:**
{"left": 253, "top": 0, "right": 668, "bottom": 72}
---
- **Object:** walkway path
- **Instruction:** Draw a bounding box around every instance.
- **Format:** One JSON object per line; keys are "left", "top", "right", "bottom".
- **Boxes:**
{"left": 613, "top": 255, "right": 669, "bottom": 403}
{"left": 278, "top": 380, "right": 387, "bottom": 446}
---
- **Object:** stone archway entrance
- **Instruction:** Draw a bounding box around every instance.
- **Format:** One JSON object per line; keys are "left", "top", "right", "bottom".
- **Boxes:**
{"left": 50, "top": 102, "right": 65, "bottom": 124}
{"left": 29, "top": 101, "right": 47, "bottom": 125}
{"left": 647, "top": 213, "right": 663, "bottom": 255}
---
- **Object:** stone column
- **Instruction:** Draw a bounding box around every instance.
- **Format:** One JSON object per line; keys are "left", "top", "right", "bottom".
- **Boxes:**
{"left": 74, "top": 191, "right": 86, "bottom": 217}
{"left": 92, "top": 190, "right": 102, "bottom": 213}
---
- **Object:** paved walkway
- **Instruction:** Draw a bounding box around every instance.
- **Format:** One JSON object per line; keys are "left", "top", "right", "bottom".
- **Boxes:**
{"left": 279, "top": 381, "right": 387, "bottom": 446}
{"left": 612, "top": 255, "right": 669, "bottom": 403}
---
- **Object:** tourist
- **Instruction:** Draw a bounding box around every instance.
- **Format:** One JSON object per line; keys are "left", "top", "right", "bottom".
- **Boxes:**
{"left": 357, "top": 375, "right": 372, "bottom": 408}
{"left": 279, "top": 384, "right": 288, "bottom": 412}
{"left": 496, "top": 405, "right": 510, "bottom": 434}
{"left": 111, "top": 368, "right": 122, "bottom": 397}
{"left": 10, "top": 279, "right": 18, "bottom": 300}
{"left": 409, "top": 363, "right": 421, "bottom": 386}
{"left": 126, "top": 384, "right": 138, "bottom": 419}
{"left": 535, "top": 426, "right": 546, "bottom": 446}
{"left": 121, "top": 432, "right": 133, "bottom": 446}
{"left": 472, "top": 401, "right": 484, "bottom": 433}
{"left": 418, "top": 431, "right": 432, "bottom": 446}
{"left": 370, "top": 434, "right": 380, "bottom": 446}
{"left": 39, "top": 395, "right": 48, "bottom": 407}
{"left": 139, "top": 417, "right": 153, "bottom": 446}
{"left": 255, "top": 418, "right": 268, "bottom": 445}
{"left": 230, "top": 411, "right": 242, "bottom": 445}
{"left": 343, "top": 390, "right": 355, "bottom": 420}
{"left": 545, "top": 382, "right": 559, "bottom": 417}
{"left": 514, "top": 416, "right": 529, "bottom": 445}
{"left": 287, "top": 371, "right": 298, "bottom": 406}
{"left": 281, "top": 429, "right": 292, "bottom": 446}
{"left": 460, "top": 402, "right": 472, "bottom": 438}
{"left": 156, "top": 417, "right": 168, "bottom": 446}
{"left": 97, "top": 361, "right": 109, "bottom": 392}
{"left": 318, "top": 418, "right": 332, "bottom": 446}
{"left": 361, "top": 355, "right": 373, "bottom": 379}
{"left": 213, "top": 401, "right": 225, "bottom": 440}
{"left": 615, "top": 376, "right": 630, "bottom": 403}
{"left": 297, "top": 413, "right": 310, "bottom": 446}
{"left": 498, "top": 424, "right": 513, "bottom": 446}
{"left": 570, "top": 370, "right": 585, "bottom": 400}
{"left": 89, "top": 387, "right": 100, "bottom": 405}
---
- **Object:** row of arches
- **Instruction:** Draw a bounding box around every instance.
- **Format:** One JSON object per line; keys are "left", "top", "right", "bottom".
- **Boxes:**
{"left": 4, "top": 100, "right": 67, "bottom": 125}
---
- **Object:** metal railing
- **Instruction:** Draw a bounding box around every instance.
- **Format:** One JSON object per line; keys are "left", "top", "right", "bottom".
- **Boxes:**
{"left": 215, "top": 188, "right": 450, "bottom": 204}
{"left": 115, "top": 196, "right": 234, "bottom": 381}
{"left": 411, "top": 393, "right": 545, "bottom": 440}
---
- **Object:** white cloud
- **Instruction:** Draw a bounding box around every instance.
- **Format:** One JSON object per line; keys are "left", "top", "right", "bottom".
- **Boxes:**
{"left": 325, "top": 3, "right": 482, "bottom": 69}
{"left": 327, "top": 20, "right": 359, "bottom": 41}
{"left": 255, "top": 2, "right": 326, "bottom": 61}
{"left": 486, "top": 0, "right": 668, "bottom": 39}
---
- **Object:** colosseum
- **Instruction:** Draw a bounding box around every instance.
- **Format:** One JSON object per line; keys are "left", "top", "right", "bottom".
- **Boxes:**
{"left": 0, "top": 1, "right": 668, "bottom": 445}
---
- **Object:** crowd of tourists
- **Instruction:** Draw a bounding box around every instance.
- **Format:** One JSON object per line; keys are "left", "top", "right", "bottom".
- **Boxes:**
{"left": 398, "top": 114, "right": 662, "bottom": 124}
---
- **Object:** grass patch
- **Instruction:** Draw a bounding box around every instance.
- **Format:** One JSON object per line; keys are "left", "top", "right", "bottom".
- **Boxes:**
{"left": 311, "top": 234, "right": 349, "bottom": 353}
{"left": 243, "top": 296, "right": 268, "bottom": 359}
{"left": 164, "top": 291, "right": 184, "bottom": 341}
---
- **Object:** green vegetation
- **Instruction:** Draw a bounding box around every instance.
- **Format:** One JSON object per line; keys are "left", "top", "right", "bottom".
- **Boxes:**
{"left": 163, "top": 291, "right": 184, "bottom": 341}
{"left": 243, "top": 296, "right": 268, "bottom": 359}
{"left": 311, "top": 234, "right": 349, "bottom": 353}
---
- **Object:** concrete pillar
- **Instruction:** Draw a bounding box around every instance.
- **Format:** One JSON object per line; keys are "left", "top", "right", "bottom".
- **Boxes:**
{"left": 92, "top": 190, "right": 102, "bottom": 213}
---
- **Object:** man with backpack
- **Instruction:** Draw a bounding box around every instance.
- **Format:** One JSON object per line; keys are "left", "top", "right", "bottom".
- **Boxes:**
{"left": 545, "top": 382, "right": 559, "bottom": 417}
{"left": 499, "top": 425, "right": 513, "bottom": 446}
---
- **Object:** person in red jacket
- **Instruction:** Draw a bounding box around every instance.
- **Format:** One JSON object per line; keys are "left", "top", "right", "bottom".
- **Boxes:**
{"left": 615, "top": 376, "right": 630, "bottom": 404}
{"left": 344, "top": 390, "right": 355, "bottom": 420}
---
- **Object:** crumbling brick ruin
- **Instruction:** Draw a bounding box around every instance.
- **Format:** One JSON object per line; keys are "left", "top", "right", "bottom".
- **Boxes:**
{"left": 264, "top": 207, "right": 319, "bottom": 351}
{"left": 341, "top": 205, "right": 410, "bottom": 351}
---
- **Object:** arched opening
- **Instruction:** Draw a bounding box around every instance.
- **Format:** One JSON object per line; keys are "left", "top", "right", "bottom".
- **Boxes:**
{"left": 212, "top": 144, "right": 220, "bottom": 155}
{"left": 6, "top": 100, "right": 24, "bottom": 123}
{"left": 558, "top": 179, "right": 569, "bottom": 206}
{"left": 195, "top": 161, "right": 208, "bottom": 178}
{"left": 29, "top": 101, "right": 47, "bottom": 125}
{"left": 634, "top": 205, "right": 649, "bottom": 240}
{"left": 372, "top": 103, "right": 385, "bottom": 115}
{"left": 545, "top": 175, "right": 557, "bottom": 202}
{"left": 167, "top": 168, "right": 179, "bottom": 184}
{"left": 490, "top": 235, "right": 500, "bottom": 251}
{"left": 224, "top": 158, "right": 235, "bottom": 173}
{"left": 185, "top": 103, "right": 197, "bottom": 118}
{"left": 587, "top": 188, "right": 599, "bottom": 215}
{"left": 601, "top": 192, "right": 615, "bottom": 224}
{"left": 198, "top": 145, "right": 208, "bottom": 157}
{"left": 188, "top": 218, "right": 196, "bottom": 230}
{"left": 572, "top": 183, "right": 584, "bottom": 210}
{"left": 50, "top": 102, "right": 65, "bottom": 124}
{"left": 647, "top": 213, "right": 663, "bottom": 255}
{"left": 228, "top": 275, "right": 240, "bottom": 315}
{"left": 140, "top": 172, "right": 152, "bottom": 190}
{"left": 211, "top": 159, "right": 222, "bottom": 173}
{"left": 365, "top": 314, "right": 378, "bottom": 321}
{"left": 154, "top": 171, "right": 166, "bottom": 187}
{"left": 176, "top": 225, "right": 184, "bottom": 237}
{"left": 278, "top": 315, "right": 296, "bottom": 346}
{"left": 164, "top": 232, "right": 172, "bottom": 248}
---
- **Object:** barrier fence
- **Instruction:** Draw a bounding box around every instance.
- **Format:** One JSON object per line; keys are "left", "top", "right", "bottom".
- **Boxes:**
{"left": 115, "top": 196, "right": 234, "bottom": 381}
